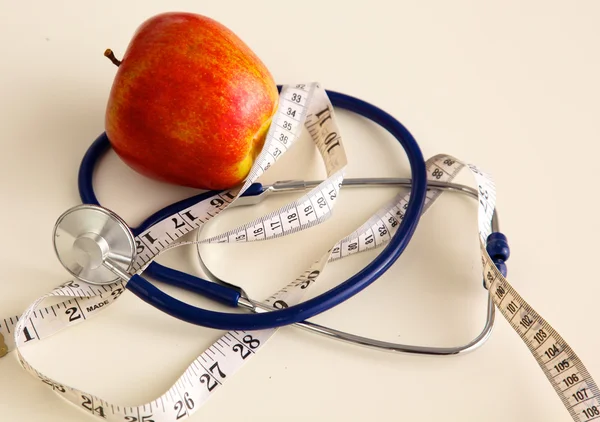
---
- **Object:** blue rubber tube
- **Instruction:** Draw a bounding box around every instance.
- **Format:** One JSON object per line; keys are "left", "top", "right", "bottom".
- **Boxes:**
{"left": 78, "top": 88, "right": 428, "bottom": 330}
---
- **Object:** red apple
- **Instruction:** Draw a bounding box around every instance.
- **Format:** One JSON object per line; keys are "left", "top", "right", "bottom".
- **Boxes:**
{"left": 104, "top": 12, "right": 279, "bottom": 190}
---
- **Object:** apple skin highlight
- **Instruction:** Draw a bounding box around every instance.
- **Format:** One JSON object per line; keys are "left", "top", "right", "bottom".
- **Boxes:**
{"left": 105, "top": 12, "right": 279, "bottom": 190}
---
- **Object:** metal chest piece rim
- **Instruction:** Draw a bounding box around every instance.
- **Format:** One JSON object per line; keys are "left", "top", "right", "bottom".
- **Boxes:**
{"left": 52, "top": 204, "right": 136, "bottom": 285}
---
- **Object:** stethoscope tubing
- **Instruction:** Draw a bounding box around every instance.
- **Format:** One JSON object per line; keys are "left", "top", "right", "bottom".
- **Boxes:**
{"left": 78, "top": 87, "right": 429, "bottom": 331}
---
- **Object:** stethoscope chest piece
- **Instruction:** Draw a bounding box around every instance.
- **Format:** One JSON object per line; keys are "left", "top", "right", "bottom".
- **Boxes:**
{"left": 53, "top": 204, "right": 136, "bottom": 285}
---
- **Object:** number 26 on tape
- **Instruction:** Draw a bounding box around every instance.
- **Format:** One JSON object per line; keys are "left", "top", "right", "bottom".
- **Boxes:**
{"left": 174, "top": 391, "right": 195, "bottom": 419}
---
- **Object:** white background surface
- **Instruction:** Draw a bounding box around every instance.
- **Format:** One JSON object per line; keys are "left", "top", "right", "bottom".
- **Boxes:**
{"left": 1, "top": 1, "right": 599, "bottom": 421}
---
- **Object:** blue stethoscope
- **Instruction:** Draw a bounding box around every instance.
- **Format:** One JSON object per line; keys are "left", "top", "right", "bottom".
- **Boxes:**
{"left": 53, "top": 87, "right": 508, "bottom": 355}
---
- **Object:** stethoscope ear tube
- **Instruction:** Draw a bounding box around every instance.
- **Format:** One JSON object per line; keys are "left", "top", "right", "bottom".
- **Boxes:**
{"left": 194, "top": 178, "right": 501, "bottom": 355}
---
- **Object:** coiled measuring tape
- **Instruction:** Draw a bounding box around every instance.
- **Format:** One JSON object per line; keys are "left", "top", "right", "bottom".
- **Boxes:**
{"left": 0, "top": 83, "right": 598, "bottom": 421}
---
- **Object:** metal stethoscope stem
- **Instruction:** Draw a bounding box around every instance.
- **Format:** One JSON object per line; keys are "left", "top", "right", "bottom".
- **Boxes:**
{"left": 196, "top": 177, "right": 498, "bottom": 356}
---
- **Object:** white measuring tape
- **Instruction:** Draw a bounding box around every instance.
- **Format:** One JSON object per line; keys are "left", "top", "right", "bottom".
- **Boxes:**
{"left": 0, "top": 83, "right": 598, "bottom": 421}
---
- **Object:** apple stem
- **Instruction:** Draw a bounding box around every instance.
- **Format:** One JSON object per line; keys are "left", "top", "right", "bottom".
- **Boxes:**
{"left": 104, "top": 49, "right": 121, "bottom": 67}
